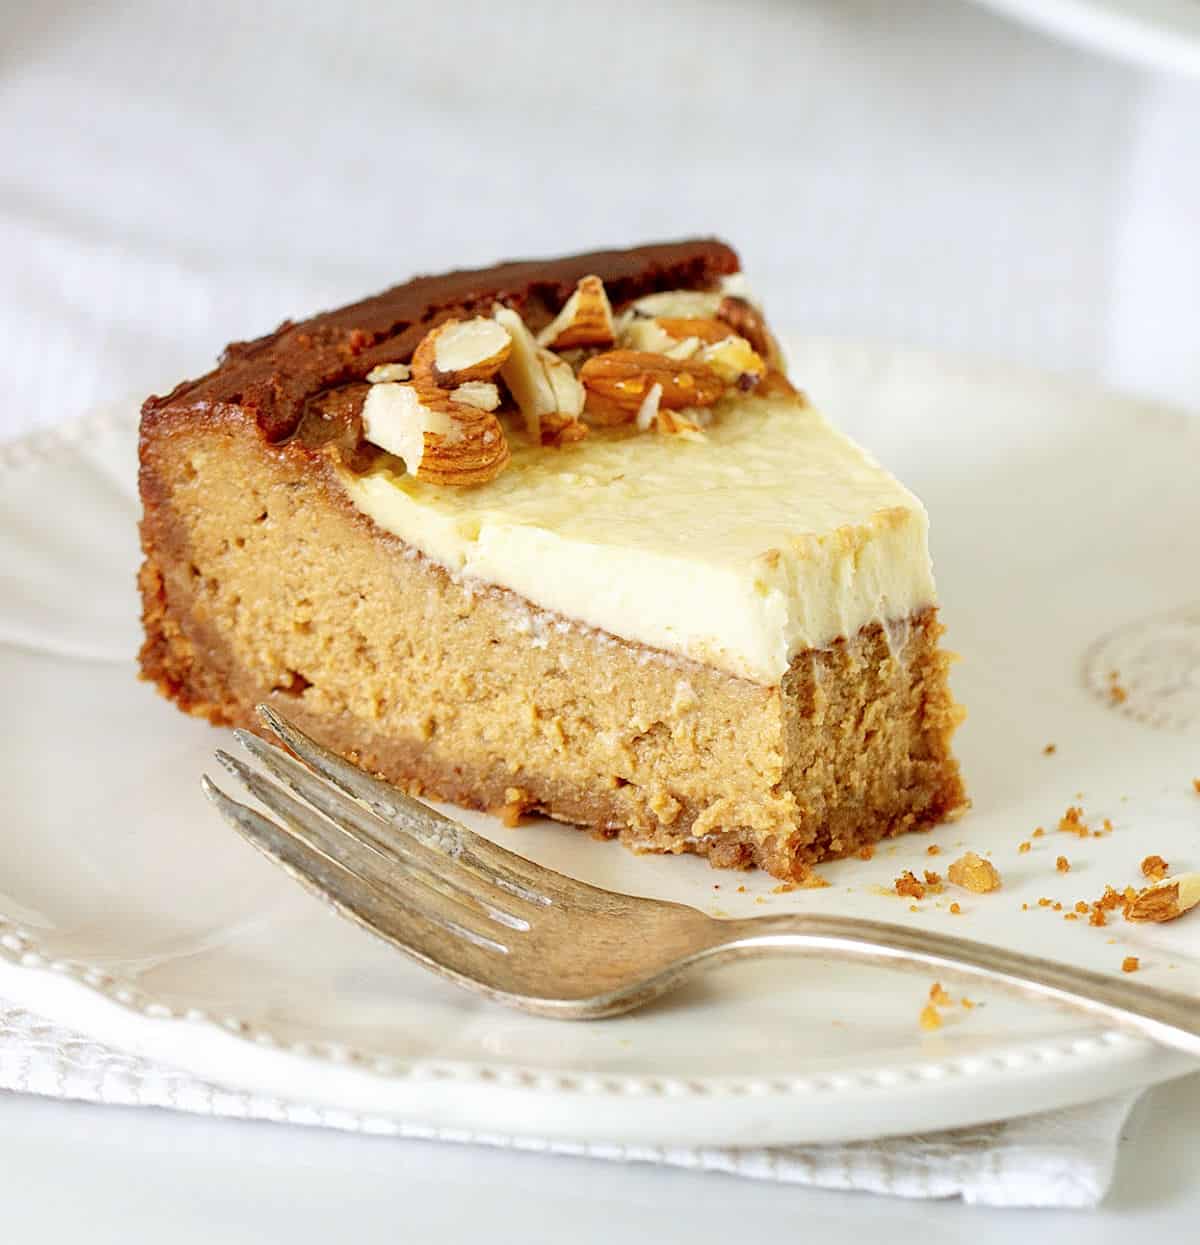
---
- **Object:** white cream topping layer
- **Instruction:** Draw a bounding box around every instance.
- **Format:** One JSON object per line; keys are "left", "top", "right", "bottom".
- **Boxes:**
{"left": 337, "top": 394, "right": 936, "bottom": 684}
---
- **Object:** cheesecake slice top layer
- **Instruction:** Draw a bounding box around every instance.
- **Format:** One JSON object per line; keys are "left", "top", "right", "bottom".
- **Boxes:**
{"left": 340, "top": 392, "right": 934, "bottom": 684}
{"left": 141, "top": 238, "right": 937, "bottom": 684}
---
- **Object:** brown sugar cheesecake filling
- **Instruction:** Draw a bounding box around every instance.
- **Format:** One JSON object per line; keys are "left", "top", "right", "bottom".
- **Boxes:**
{"left": 138, "top": 238, "right": 965, "bottom": 881}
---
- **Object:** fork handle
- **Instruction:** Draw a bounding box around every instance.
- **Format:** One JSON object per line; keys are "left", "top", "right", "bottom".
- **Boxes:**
{"left": 710, "top": 913, "right": 1200, "bottom": 1058}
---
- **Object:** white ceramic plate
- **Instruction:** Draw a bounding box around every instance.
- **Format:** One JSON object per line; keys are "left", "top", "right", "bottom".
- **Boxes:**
{"left": 2, "top": 341, "right": 1198, "bottom": 1147}
{"left": 969, "top": 0, "right": 1200, "bottom": 76}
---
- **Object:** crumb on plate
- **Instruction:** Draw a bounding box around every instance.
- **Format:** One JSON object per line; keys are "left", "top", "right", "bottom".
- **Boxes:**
{"left": 947, "top": 852, "right": 1001, "bottom": 894}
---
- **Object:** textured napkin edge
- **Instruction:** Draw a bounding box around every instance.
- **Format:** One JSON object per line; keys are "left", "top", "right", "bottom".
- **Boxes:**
{"left": 0, "top": 1004, "right": 1137, "bottom": 1207}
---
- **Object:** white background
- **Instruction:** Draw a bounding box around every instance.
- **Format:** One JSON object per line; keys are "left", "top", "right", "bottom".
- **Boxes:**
{"left": 2, "top": 0, "right": 1198, "bottom": 1237}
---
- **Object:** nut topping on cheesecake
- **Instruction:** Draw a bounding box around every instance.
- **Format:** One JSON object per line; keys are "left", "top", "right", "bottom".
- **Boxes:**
{"left": 359, "top": 270, "right": 792, "bottom": 483}
{"left": 361, "top": 382, "right": 511, "bottom": 486}
{"left": 535, "top": 274, "right": 616, "bottom": 350}
{"left": 412, "top": 317, "right": 512, "bottom": 387}
{"left": 579, "top": 350, "right": 726, "bottom": 423}
{"left": 494, "top": 305, "right": 587, "bottom": 444}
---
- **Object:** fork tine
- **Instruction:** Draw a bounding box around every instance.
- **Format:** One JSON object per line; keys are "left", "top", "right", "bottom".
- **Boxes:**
{"left": 225, "top": 737, "right": 531, "bottom": 931}
{"left": 210, "top": 757, "right": 511, "bottom": 954}
{"left": 201, "top": 775, "right": 516, "bottom": 992}
{"left": 254, "top": 704, "right": 556, "bottom": 906}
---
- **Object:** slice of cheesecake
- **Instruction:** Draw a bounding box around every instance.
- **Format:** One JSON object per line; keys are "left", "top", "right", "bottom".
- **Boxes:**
{"left": 138, "top": 239, "right": 965, "bottom": 881}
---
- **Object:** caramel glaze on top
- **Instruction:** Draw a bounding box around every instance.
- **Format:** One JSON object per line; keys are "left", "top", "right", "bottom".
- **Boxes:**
{"left": 140, "top": 239, "right": 740, "bottom": 465}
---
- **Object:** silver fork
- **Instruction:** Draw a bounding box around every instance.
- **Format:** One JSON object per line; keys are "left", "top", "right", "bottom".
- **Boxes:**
{"left": 201, "top": 705, "right": 1200, "bottom": 1056}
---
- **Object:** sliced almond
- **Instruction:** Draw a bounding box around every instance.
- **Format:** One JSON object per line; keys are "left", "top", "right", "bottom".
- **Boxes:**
{"left": 578, "top": 350, "right": 725, "bottom": 417}
{"left": 634, "top": 382, "right": 663, "bottom": 432}
{"left": 494, "top": 305, "right": 585, "bottom": 442}
{"left": 536, "top": 275, "right": 615, "bottom": 349}
{"left": 626, "top": 289, "right": 723, "bottom": 321}
{"left": 361, "top": 383, "right": 509, "bottom": 486}
{"left": 1125, "top": 872, "right": 1200, "bottom": 923}
{"left": 412, "top": 317, "right": 512, "bottom": 388}
{"left": 451, "top": 381, "right": 501, "bottom": 411}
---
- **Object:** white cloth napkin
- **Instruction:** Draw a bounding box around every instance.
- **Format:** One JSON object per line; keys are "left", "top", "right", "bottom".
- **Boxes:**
{"left": 0, "top": 1004, "right": 1139, "bottom": 1208}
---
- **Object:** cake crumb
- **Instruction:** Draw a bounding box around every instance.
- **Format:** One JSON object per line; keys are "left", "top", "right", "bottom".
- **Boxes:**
{"left": 926, "top": 844, "right": 941, "bottom": 857}
{"left": 1064, "top": 912, "right": 1079, "bottom": 920}
{"left": 737, "top": 885, "right": 746, "bottom": 893}
{"left": 1141, "top": 855, "right": 1169, "bottom": 881}
{"left": 1033, "top": 827, "right": 1045, "bottom": 838}
{"left": 924, "top": 870, "right": 942, "bottom": 886}
{"left": 908, "top": 903, "right": 920, "bottom": 913}
{"left": 1056, "top": 855, "right": 1070, "bottom": 873}
{"left": 858, "top": 844, "right": 875, "bottom": 861}
{"left": 1021, "top": 902, "right": 1029, "bottom": 911}
{"left": 1043, "top": 743, "right": 1056, "bottom": 755}
{"left": 1108, "top": 670, "right": 1128, "bottom": 704}
{"left": 919, "top": 1003, "right": 942, "bottom": 1031}
{"left": 1038, "top": 897, "right": 1052, "bottom": 907}
{"left": 1121, "top": 956, "right": 1140, "bottom": 973}
{"left": 949, "top": 902, "right": 962, "bottom": 914}
{"left": 895, "top": 871, "right": 926, "bottom": 900}
{"left": 948, "top": 852, "right": 1001, "bottom": 893}
{"left": 961, "top": 997, "right": 975, "bottom": 1009}
{"left": 929, "top": 983, "right": 951, "bottom": 1006}
{"left": 1018, "top": 841, "right": 1031, "bottom": 854}
{"left": 1193, "top": 778, "right": 1200, "bottom": 794}
{"left": 1058, "top": 806, "right": 1090, "bottom": 837}
{"left": 771, "top": 882, "right": 796, "bottom": 894}
{"left": 802, "top": 873, "right": 831, "bottom": 890}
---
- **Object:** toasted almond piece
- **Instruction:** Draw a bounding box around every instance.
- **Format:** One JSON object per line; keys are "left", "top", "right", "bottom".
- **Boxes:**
{"left": 536, "top": 275, "right": 615, "bottom": 349}
{"left": 717, "top": 294, "right": 785, "bottom": 370}
{"left": 655, "top": 317, "right": 735, "bottom": 345}
{"left": 451, "top": 381, "right": 501, "bottom": 412}
{"left": 494, "top": 305, "right": 585, "bottom": 441}
{"left": 579, "top": 349, "right": 725, "bottom": 415}
{"left": 412, "top": 317, "right": 512, "bottom": 388}
{"left": 700, "top": 335, "right": 766, "bottom": 388}
{"left": 365, "top": 362, "right": 411, "bottom": 383}
{"left": 360, "top": 383, "right": 509, "bottom": 486}
{"left": 1125, "top": 871, "right": 1200, "bottom": 923}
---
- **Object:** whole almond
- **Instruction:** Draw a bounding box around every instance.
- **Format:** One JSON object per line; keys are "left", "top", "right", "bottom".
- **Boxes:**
{"left": 579, "top": 350, "right": 725, "bottom": 416}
